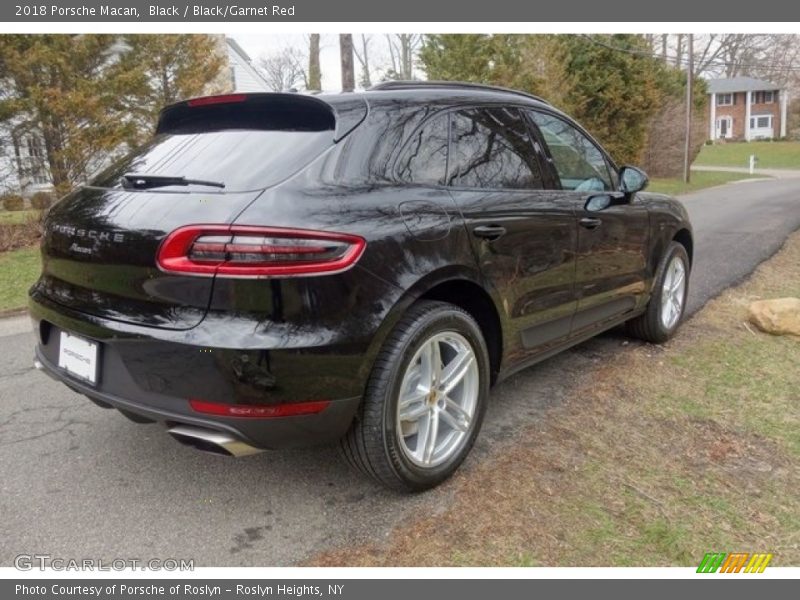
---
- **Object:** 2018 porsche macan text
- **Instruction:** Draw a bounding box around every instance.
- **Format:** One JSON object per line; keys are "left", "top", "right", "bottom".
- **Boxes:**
{"left": 30, "top": 82, "right": 693, "bottom": 491}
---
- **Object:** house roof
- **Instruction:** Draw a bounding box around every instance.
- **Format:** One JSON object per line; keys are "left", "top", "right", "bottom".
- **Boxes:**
{"left": 707, "top": 76, "right": 781, "bottom": 94}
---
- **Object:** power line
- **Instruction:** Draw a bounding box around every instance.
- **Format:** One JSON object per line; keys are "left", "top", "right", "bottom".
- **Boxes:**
{"left": 580, "top": 34, "right": 800, "bottom": 74}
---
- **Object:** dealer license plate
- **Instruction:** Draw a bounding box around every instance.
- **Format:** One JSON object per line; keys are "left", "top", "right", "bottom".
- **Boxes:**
{"left": 58, "top": 331, "right": 98, "bottom": 385}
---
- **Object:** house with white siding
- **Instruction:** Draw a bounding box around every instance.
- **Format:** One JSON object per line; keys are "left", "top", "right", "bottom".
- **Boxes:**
{"left": 221, "top": 37, "right": 272, "bottom": 92}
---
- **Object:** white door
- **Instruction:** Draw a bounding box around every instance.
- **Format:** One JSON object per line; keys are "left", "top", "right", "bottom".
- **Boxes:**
{"left": 716, "top": 117, "right": 732, "bottom": 139}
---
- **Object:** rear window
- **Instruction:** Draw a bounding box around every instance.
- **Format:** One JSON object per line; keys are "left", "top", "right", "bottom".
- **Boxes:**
{"left": 88, "top": 95, "right": 336, "bottom": 193}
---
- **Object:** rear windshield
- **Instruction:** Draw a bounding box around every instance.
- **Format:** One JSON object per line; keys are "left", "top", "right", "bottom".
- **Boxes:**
{"left": 88, "top": 130, "right": 333, "bottom": 192}
{"left": 88, "top": 95, "right": 336, "bottom": 192}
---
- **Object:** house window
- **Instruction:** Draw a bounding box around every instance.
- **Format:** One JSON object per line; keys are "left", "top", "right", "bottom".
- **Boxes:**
{"left": 753, "top": 90, "right": 776, "bottom": 104}
{"left": 716, "top": 93, "right": 733, "bottom": 106}
{"left": 750, "top": 116, "right": 773, "bottom": 129}
{"left": 26, "top": 137, "right": 44, "bottom": 159}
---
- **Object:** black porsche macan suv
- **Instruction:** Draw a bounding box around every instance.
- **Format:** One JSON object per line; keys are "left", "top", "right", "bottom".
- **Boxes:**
{"left": 30, "top": 81, "right": 693, "bottom": 491}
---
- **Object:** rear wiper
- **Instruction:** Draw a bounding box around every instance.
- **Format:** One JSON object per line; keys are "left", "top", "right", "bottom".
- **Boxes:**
{"left": 121, "top": 173, "right": 225, "bottom": 190}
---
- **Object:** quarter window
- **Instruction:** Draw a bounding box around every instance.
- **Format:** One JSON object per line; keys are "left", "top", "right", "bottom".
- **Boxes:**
{"left": 396, "top": 113, "right": 450, "bottom": 186}
{"left": 527, "top": 111, "right": 613, "bottom": 192}
{"left": 448, "top": 108, "right": 544, "bottom": 190}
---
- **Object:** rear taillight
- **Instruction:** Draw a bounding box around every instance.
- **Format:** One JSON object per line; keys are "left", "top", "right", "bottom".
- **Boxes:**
{"left": 156, "top": 225, "right": 366, "bottom": 278}
{"left": 189, "top": 399, "right": 330, "bottom": 418}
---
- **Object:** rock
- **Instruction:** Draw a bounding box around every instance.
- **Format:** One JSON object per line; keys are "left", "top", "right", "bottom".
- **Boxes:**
{"left": 747, "top": 298, "right": 800, "bottom": 337}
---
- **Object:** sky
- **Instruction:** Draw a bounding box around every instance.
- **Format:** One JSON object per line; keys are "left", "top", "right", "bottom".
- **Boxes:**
{"left": 231, "top": 33, "right": 416, "bottom": 91}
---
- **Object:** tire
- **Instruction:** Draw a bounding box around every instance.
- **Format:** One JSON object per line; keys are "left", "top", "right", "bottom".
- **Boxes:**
{"left": 339, "top": 300, "right": 491, "bottom": 492}
{"left": 626, "top": 241, "right": 690, "bottom": 344}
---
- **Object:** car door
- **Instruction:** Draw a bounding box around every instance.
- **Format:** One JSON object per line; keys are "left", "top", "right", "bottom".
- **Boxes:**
{"left": 524, "top": 110, "right": 650, "bottom": 335}
{"left": 446, "top": 106, "right": 579, "bottom": 367}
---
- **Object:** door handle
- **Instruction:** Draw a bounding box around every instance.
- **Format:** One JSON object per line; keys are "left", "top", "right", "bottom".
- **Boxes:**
{"left": 472, "top": 225, "right": 507, "bottom": 241}
{"left": 579, "top": 217, "right": 602, "bottom": 230}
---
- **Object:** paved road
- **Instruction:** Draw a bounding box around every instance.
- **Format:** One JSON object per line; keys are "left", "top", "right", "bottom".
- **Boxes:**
{"left": 1, "top": 178, "right": 799, "bottom": 567}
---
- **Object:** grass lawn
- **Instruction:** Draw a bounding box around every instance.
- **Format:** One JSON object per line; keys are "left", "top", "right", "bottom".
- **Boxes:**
{"left": 695, "top": 141, "right": 800, "bottom": 170}
{"left": 648, "top": 170, "right": 765, "bottom": 196}
{"left": 0, "top": 246, "right": 41, "bottom": 312}
{"left": 0, "top": 209, "right": 41, "bottom": 225}
{"left": 314, "top": 231, "right": 800, "bottom": 567}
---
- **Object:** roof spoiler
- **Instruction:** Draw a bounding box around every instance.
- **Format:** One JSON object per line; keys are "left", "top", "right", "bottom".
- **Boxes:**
{"left": 157, "top": 93, "right": 367, "bottom": 142}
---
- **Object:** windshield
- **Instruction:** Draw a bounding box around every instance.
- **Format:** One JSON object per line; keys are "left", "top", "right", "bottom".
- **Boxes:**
{"left": 88, "top": 129, "right": 334, "bottom": 193}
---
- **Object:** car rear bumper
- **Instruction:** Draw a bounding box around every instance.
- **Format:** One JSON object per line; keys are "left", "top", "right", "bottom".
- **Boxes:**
{"left": 29, "top": 295, "right": 365, "bottom": 450}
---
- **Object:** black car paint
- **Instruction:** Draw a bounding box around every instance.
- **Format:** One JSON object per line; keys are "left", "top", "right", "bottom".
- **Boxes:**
{"left": 29, "top": 88, "right": 693, "bottom": 449}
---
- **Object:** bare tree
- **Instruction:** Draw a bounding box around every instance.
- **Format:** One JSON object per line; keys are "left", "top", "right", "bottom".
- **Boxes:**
{"left": 353, "top": 34, "right": 372, "bottom": 88}
{"left": 385, "top": 34, "right": 421, "bottom": 80}
{"left": 750, "top": 35, "right": 800, "bottom": 88}
{"left": 693, "top": 34, "right": 800, "bottom": 88}
{"left": 308, "top": 33, "right": 322, "bottom": 91}
{"left": 257, "top": 48, "right": 305, "bottom": 92}
{"left": 340, "top": 34, "right": 355, "bottom": 92}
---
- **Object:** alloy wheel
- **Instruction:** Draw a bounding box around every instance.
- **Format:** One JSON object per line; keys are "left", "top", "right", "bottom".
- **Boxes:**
{"left": 395, "top": 331, "right": 480, "bottom": 468}
{"left": 660, "top": 256, "right": 686, "bottom": 329}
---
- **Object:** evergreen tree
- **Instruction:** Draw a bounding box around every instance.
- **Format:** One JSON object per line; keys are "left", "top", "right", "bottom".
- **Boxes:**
{"left": 0, "top": 34, "right": 225, "bottom": 192}
{"left": 0, "top": 35, "right": 135, "bottom": 192}
{"left": 113, "top": 34, "right": 225, "bottom": 146}
{"left": 419, "top": 34, "right": 691, "bottom": 165}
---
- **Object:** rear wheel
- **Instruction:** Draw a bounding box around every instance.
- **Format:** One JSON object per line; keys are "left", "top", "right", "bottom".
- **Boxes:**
{"left": 339, "top": 300, "right": 490, "bottom": 492}
{"left": 627, "top": 241, "right": 690, "bottom": 343}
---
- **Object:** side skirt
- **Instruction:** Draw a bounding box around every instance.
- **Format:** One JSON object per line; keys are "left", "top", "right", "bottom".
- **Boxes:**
{"left": 495, "top": 309, "right": 645, "bottom": 384}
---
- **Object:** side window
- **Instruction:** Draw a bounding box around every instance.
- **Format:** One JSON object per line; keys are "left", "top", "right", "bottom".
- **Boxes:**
{"left": 396, "top": 113, "right": 450, "bottom": 186}
{"left": 527, "top": 111, "right": 613, "bottom": 192}
{"left": 449, "top": 107, "right": 544, "bottom": 190}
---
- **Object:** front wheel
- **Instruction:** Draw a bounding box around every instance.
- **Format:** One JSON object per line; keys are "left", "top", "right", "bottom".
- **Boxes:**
{"left": 627, "top": 241, "right": 690, "bottom": 343}
{"left": 339, "top": 300, "right": 490, "bottom": 492}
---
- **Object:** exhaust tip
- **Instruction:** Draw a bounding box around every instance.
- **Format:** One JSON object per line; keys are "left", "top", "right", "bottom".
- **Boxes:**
{"left": 167, "top": 425, "right": 263, "bottom": 458}
{"left": 33, "top": 358, "right": 59, "bottom": 381}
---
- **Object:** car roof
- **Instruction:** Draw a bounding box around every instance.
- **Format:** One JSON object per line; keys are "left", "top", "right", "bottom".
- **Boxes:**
{"left": 316, "top": 81, "right": 553, "bottom": 111}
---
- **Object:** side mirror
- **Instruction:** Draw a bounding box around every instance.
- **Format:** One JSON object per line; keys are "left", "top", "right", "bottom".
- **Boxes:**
{"left": 619, "top": 165, "right": 649, "bottom": 194}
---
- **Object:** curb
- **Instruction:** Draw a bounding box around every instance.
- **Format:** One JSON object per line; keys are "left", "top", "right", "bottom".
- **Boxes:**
{"left": 0, "top": 308, "right": 28, "bottom": 320}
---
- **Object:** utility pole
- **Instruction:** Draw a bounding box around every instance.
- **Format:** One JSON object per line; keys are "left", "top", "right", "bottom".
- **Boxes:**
{"left": 683, "top": 33, "right": 694, "bottom": 184}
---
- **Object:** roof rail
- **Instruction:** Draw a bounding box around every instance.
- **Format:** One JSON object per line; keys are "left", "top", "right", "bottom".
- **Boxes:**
{"left": 367, "top": 80, "right": 550, "bottom": 105}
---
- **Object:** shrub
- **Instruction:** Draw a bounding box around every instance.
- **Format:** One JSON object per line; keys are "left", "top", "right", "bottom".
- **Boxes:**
{"left": 1, "top": 194, "right": 25, "bottom": 211}
{"left": 30, "top": 192, "right": 54, "bottom": 210}
{"left": 0, "top": 210, "right": 45, "bottom": 252}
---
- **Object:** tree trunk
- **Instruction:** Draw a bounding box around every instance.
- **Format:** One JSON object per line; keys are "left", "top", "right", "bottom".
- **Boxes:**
{"left": 661, "top": 34, "right": 668, "bottom": 63}
{"left": 356, "top": 34, "right": 371, "bottom": 88}
{"left": 308, "top": 34, "right": 321, "bottom": 91}
{"left": 340, "top": 34, "right": 355, "bottom": 92}
{"left": 676, "top": 34, "right": 683, "bottom": 68}
{"left": 401, "top": 34, "right": 412, "bottom": 79}
{"left": 400, "top": 33, "right": 414, "bottom": 80}
{"left": 41, "top": 122, "right": 70, "bottom": 192}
